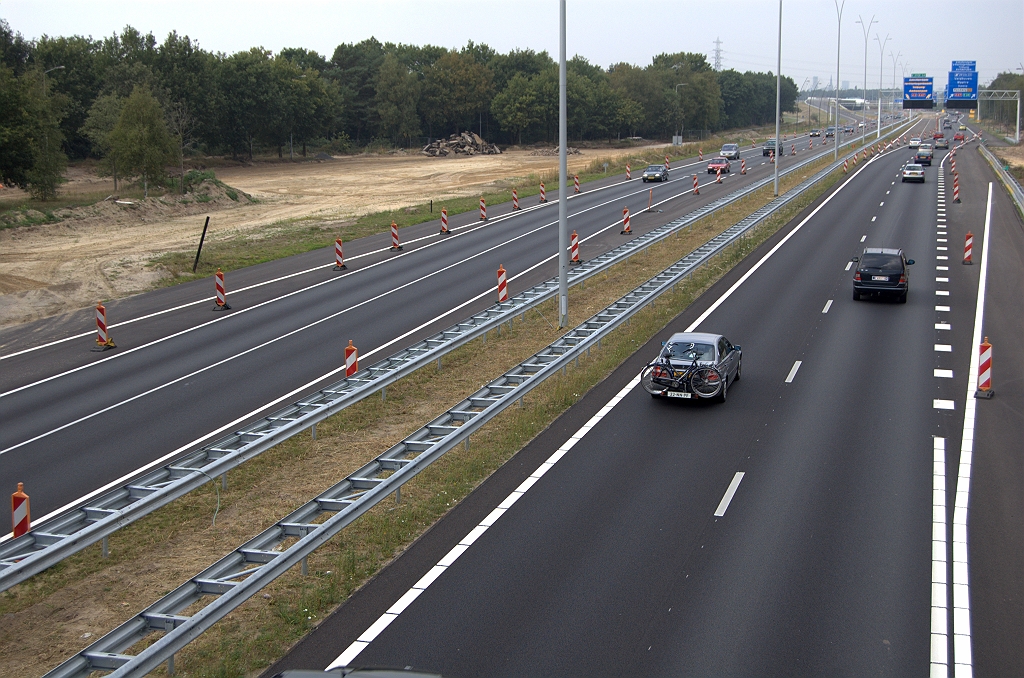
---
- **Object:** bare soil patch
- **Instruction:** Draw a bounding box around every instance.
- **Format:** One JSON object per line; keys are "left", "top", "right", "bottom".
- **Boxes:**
{"left": 0, "top": 146, "right": 664, "bottom": 330}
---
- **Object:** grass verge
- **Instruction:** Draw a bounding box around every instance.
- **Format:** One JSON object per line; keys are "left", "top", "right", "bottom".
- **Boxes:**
{"left": 0, "top": 145, "right": 857, "bottom": 677}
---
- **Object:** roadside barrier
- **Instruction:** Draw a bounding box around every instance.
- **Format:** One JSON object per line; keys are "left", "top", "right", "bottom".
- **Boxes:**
{"left": 791, "top": 144, "right": 796, "bottom": 156}
{"left": 809, "top": 138, "right": 813, "bottom": 150}
{"left": 698, "top": 150, "right": 703, "bottom": 162}
{"left": 852, "top": 153, "right": 858, "bottom": 166}
{"left": 345, "top": 340, "right": 358, "bottom": 377}
{"left": 440, "top": 209, "right": 449, "bottom": 235}
{"left": 539, "top": 182, "right": 547, "bottom": 203}
{"left": 214, "top": 269, "right": 230, "bottom": 311}
{"left": 963, "top": 231, "right": 973, "bottom": 264}
{"left": 626, "top": 163, "right": 631, "bottom": 180}
{"left": 769, "top": 151, "right": 775, "bottom": 164}
{"left": 574, "top": 175, "right": 580, "bottom": 193}
{"left": 620, "top": 207, "right": 631, "bottom": 234}
{"left": 93, "top": 302, "right": 115, "bottom": 350}
{"left": 740, "top": 159, "right": 747, "bottom": 175}
{"left": 333, "top": 239, "right": 347, "bottom": 270}
{"left": 11, "top": 484, "right": 29, "bottom": 538}
{"left": 692, "top": 174, "right": 699, "bottom": 195}
{"left": 844, "top": 158, "right": 849, "bottom": 173}
{"left": 976, "top": 337, "right": 993, "bottom": 398}
{"left": 512, "top": 188, "right": 519, "bottom": 210}
{"left": 716, "top": 167, "right": 722, "bottom": 183}
{"left": 497, "top": 264, "right": 508, "bottom": 302}
{"left": 479, "top": 197, "right": 487, "bottom": 221}
{"left": 570, "top": 230, "right": 581, "bottom": 264}
{"left": 390, "top": 221, "right": 403, "bottom": 251}
{"left": 954, "top": 175, "right": 961, "bottom": 203}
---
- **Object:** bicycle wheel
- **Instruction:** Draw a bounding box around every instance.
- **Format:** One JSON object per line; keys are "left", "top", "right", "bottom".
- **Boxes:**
{"left": 640, "top": 364, "right": 657, "bottom": 394}
{"left": 690, "top": 366, "right": 723, "bottom": 398}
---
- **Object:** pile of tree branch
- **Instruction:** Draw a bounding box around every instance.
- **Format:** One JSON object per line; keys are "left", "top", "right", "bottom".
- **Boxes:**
{"left": 421, "top": 132, "right": 501, "bottom": 157}
{"left": 528, "top": 146, "right": 582, "bottom": 156}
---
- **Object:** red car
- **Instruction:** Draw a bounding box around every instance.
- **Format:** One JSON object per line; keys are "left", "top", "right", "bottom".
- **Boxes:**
{"left": 953, "top": 132, "right": 965, "bottom": 141}
{"left": 707, "top": 157, "right": 731, "bottom": 174}
{"left": 933, "top": 132, "right": 944, "bottom": 139}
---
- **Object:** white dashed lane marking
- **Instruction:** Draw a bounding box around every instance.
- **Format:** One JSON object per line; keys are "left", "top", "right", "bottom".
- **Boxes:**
{"left": 822, "top": 300, "right": 833, "bottom": 313}
{"left": 936, "top": 305, "right": 950, "bottom": 311}
{"left": 936, "top": 290, "right": 950, "bottom": 296}
{"left": 934, "top": 399, "right": 955, "bottom": 410}
{"left": 861, "top": 235, "right": 867, "bottom": 242}
{"left": 785, "top": 361, "right": 802, "bottom": 383}
{"left": 936, "top": 323, "right": 951, "bottom": 330}
{"left": 936, "top": 344, "right": 953, "bottom": 352}
{"left": 845, "top": 261, "right": 854, "bottom": 271}
{"left": 937, "top": 277, "right": 949, "bottom": 282}
{"left": 935, "top": 369, "right": 954, "bottom": 378}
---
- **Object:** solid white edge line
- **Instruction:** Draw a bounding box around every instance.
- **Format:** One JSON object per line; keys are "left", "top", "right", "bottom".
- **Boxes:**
{"left": 822, "top": 299, "right": 833, "bottom": 314}
{"left": 931, "top": 436, "right": 948, "bottom": 674}
{"left": 713, "top": 472, "right": 745, "bottom": 517}
{"left": 952, "top": 183, "right": 993, "bottom": 675}
{"left": 326, "top": 371, "right": 642, "bottom": 669}
{"left": 323, "top": 134, "right": 910, "bottom": 667}
{"left": 785, "top": 360, "right": 802, "bottom": 383}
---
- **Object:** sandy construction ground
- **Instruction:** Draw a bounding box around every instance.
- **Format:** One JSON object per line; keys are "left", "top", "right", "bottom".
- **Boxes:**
{"left": 0, "top": 145, "right": 665, "bottom": 330}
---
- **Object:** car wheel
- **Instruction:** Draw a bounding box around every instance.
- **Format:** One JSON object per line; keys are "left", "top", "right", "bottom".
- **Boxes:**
{"left": 853, "top": 289, "right": 861, "bottom": 301}
{"left": 642, "top": 178, "right": 647, "bottom": 183}
{"left": 717, "top": 376, "right": 728, "bottom": 403}
{"left": 734, "top": 358, "right": 742, "bottom": 382}
{"left": 899, "top": 291, "right": 908, "bottom": 304}
{"left": 901, "top": 178, "right": 906, "bottom": 182}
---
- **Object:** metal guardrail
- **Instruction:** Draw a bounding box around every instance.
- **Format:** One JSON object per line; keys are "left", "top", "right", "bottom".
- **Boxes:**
{"left": 42, "top": 122, "right": 914, "bottom": 678}
{"left": 979, "top": 143, "right": 1024, "bottom": 216}
{"left": 0, "top": 121, "right": 913, "bottom": 594}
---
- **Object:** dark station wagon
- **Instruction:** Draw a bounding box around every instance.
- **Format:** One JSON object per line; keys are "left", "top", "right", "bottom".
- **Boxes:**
{"left": 852, "top": 248, "right": 915, "bottom": 303}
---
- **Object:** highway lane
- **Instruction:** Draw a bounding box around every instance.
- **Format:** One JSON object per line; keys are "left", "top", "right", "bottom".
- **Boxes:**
{"left": 264, "top": 124, "right": 976, "bottom": 676}
{"left": 2, "top": 127, "right": 890, "bottom": 519}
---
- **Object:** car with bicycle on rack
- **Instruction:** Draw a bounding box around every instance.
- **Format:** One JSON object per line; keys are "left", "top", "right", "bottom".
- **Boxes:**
{"left": 641, "top": 332, "right": 741, "bottom": 403}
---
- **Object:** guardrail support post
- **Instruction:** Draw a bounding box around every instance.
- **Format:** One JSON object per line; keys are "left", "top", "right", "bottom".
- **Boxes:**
{"left": 311, "top": 424, "right": 317, "bottom": 440}
{"left": 221, "top": 473, "right": 227, "bottom": 490}
{"left": 437, "top": 357, "right": 442, "bottom": 371}
{"left": 102, "top": 536, "right": 108, "bottom": 559}
{"left": 395, "top": 487, "right": 401, "bottom": 504}
{"left": 381, "top": 386, "right": 386, "bottom": 401}
{"left": 168, "top": 654, "right": 174, "bottom": 676}
{"left": 301, "top": 556, "right": 308, "bottom": 576}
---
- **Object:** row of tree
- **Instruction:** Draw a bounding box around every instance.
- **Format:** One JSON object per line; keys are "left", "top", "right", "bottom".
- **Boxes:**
{"left": 0, "top": 19, "right": 800, "bottom": 198}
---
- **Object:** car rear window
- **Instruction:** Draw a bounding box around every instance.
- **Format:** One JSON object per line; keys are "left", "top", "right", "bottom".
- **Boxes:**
{"left": 667, "top": 342, "right": 715, "bottom": 361}
{"left": 646, "top": 165, "right": 662, "bottom": 172}
{"left": 861, "top": 253, "right": 902, "bottom": 270}
{"left": 722, "top": 144, "right": 738, "bottom": 151}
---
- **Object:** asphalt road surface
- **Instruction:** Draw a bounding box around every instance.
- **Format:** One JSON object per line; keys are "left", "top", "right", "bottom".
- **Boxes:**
{"left": 264, "top": 120, "right": 1022, "bottom": 677}
{"left": 0, "top": 125, "right": 897, "bottom": 522}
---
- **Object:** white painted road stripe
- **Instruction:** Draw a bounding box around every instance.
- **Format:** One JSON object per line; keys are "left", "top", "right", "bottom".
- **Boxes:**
{"left": 785, "top": 361, "right": 802, "bottom": 383}
{"left": 845, "top": 261, "right": 854, "bottom": 271}
{"left": 931, "top": 437, "right": 949, "bottom": 675}
{"left": 935, "top": 369, "right": 954, "bottom": 378}
{"left": 934, "top": 399, "right": 955, "bottom": 410}
{"left": 936, "top": 323, "right": 951, "bottom": 330}
{"left": 860, "top": 235, "right": 867, "bottom": 242}
{"left": 714, "top": 472, "right": 746, "bottom": 517}
{"left": 936, "top": 305, "right": 950, "bottom": 312}
{"left": 935, "top": 344, "right": 952, "bottom": 352}
{"left": 822, "top": 300, "right": 833, "bottom": 313}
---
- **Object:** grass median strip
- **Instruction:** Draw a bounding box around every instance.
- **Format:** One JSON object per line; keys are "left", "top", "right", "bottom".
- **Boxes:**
{"left": 0, "top": 150, "right": 846, "bottom": 678}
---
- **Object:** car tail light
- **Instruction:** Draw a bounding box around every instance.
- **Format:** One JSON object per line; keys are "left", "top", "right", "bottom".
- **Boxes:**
{"left": 899, "top": 274, "right": 907, "bottom": 283}
{"left": 652, "top": 366, "right": 668, "bottom": 378}
{"left": 854, "top": 272, "right": 861, "bottom": 281}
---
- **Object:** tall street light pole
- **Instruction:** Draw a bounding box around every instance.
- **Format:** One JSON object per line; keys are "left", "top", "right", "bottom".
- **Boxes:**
{"left": 557, "top": 0, "right": 568, "bottom": 328}
{"left": 890, "top": 50, "right": 902, "bottom": 121}
{"left": 874, "top": 34, "right": 889, "bottom": 138}
{"left": 856, "top": 15, "right": 876, "bottom": 147}
{"left": 833, "top": 0, "right": 845, "bottom": 161}
{"left": 773, "top": 0, "right": 782, "bottom": 196}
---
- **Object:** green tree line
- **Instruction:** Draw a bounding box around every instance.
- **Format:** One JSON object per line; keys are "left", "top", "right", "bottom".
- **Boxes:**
{"left": 0, "top": 18, "right": 798, "bottom": 198}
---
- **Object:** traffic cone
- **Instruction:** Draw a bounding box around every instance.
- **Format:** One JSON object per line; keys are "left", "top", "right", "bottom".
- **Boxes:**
{"left": 11, "top": 483, "right": 29, "bottom": 538}
{"left": 345, "top": 340, "right": 358, "bottom": 376}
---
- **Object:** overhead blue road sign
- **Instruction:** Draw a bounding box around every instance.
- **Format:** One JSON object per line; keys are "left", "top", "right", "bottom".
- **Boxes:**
{"left": 947, "top": 71, "right": 978, "bottom": 100}
{"left": 951, "top": 60, "right": 977, "bottom": 72}
{"left": 904, "top": 76, "right": 934, "bottom": 109}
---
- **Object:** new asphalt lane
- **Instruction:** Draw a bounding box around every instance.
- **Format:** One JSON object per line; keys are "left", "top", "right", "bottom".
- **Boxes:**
{"left": 1, "top": 126, "right": 897, "bottom": 520}
{"left": 263, "top": 122, "right": 1012, "bottom": 677}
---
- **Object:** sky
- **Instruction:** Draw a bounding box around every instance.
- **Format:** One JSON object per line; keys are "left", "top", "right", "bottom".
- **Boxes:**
{"left": 3, "top": 0, "right": 1023, "bottom": 91}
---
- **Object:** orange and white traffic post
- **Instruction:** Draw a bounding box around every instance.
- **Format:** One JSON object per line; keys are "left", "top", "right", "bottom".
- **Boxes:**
{"left": 334, "top": 238, "right": 347, "bottom": 270}
{"left": 479, "top": 196, "right": 487, "bottom": 221}
{"left": 214, "top": 268, "right": 231, "bottom": 311}
{"left": 440, "top": 208, "right": 449, "bottom": 235}
{"left": 390, "top": 221, "right": 403, "bottom": 251}
{"left": 570, "top": 230, "right": 581, "bottom": 265}
{"left": 843, "top": 158, "right": 849, "bottom": 173}
{"left": 345, "top": 340, "right": 358, "bottom": 377}
{"left": 11, "top": 482, "right": 29, "bottom": 538}
{"left": 665, "top": 155, "right": 670, "bottom": 170}
{"left": 574, "top": 175, "right": 580, "bottom": 193}
{"left": 692, "top": 174, "right": 699, "bottom": 195}
{"left": 539, "top": 182, "right": 547, "bottom": 203}
{"left": 716, "top": 167, "right": 722, "bottom": 183}
{"left": 93, "top": 302, "right": 115, "bottom": 350}
{"left": 976, "top": 337, "right": 993, "bottom": 398}
{"left": 620, "top": 207, "right": 631, "bottom": 234}
{"left": 852, "top": 153, "right": 858, "bottom": 166}
{"left": 497, "top": 265, "right": 508, "bottom": 302}
{"left": 953, "top": 175, "right": 961, "bottom": 203}
{"left": 512, "top": 188, "right": 520, "bottom": 210}
{"left": 791, "top": 144, "right": 796, "bottom": 156}
{"left": 808, "top": 137, "right": 813, "bottom": 150}
{"left": 626, "top": 163, "right": 631, "bottom": 180}
{"left": 963, "top": 231, "right": 973, "bottom": 264}
{"left": 769, "top": 151, "right": 775, "bottom": 164}
{"left": 740, "top": 159, "right": 747, "bottom": 175}
{"left": 698, "top": 149, "right": 703, "bottom": 162}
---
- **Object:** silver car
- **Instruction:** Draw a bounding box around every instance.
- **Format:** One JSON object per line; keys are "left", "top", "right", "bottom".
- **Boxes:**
{"left": 720, "top": 143, "right": 740, "bottom": 160}
{"left": 641, "top": 332, "right": 742, "bottom": 402}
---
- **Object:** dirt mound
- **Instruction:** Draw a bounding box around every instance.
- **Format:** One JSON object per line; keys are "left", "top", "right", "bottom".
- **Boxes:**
{"left": 422, "top": 131, "right": 501, "bottom": 157}
{"left": 529, "top": 146, "right": 582, "bottom": 156}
